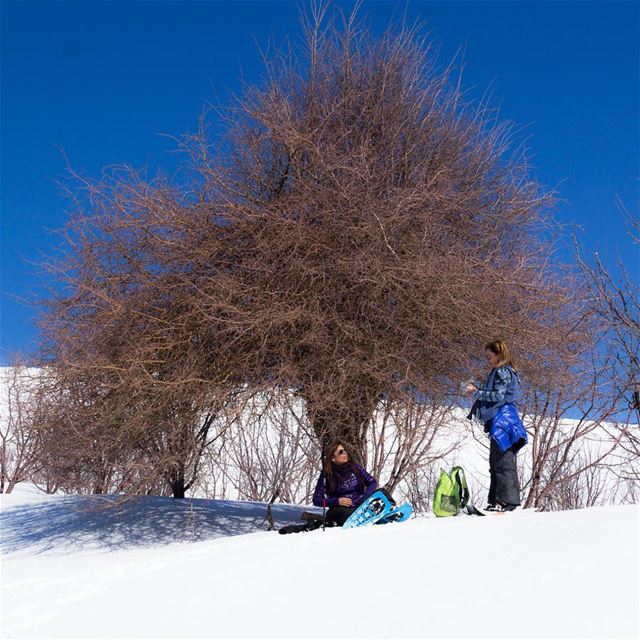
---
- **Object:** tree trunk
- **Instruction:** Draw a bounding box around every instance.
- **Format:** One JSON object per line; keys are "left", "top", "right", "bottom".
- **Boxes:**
{"left": 305, "top": 380, "right": 380, "bottom": 465}
{"left": 169, "top": 467, "right": 186, "bottom": 499}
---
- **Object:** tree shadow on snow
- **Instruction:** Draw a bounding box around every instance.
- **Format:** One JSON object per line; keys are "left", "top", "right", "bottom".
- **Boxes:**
{"left": 0, "top": 495, "right": 316, "bottom": 555}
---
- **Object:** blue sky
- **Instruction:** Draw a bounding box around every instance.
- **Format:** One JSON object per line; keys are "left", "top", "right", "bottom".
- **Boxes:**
{"left": 1, "top": 0, "right": 638, "bottom": 363}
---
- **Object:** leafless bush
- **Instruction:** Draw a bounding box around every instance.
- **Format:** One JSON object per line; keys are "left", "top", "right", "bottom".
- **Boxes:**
{"left": 193, "top": 389, "right": 463, "bottom": 510}
{"left": 517, "top": 346, "right": 638, "bottom": 510}
{"left": 195, "top": 390, "right": 319, "bottom": 503}
{"left": 174, "top": 6, "right": 585, "bottom": 460}
{"left": 576, "top": 200, "right": 639, "bottom": 420}
{"left": 36, "top": 5, "right": 588, "bottom": 495}
{"left": 367, "top": 398, "right": 463, "bottom": 494}
{"left": 0, "top": 363, "right": 42, "bottom": 493}
{"left": 30, "top": 361, "right": 237, "bottom": 498}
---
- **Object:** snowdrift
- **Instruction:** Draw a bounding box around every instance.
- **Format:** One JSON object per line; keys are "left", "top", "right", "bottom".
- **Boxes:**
{"left": 1, "top": 485, "right": 638, "bottom": 639}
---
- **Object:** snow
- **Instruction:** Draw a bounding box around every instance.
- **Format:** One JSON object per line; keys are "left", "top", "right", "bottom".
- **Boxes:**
{"left": 1, "top": 484, "right": 638, "bottom": 639}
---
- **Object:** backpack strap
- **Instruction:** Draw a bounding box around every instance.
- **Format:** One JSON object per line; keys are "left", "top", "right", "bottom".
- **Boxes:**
{"left": 450, "top": 466, "right": 470, "bottom": 509}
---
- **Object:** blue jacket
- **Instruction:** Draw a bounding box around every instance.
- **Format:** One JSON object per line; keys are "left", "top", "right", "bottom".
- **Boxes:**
{"left": 312, "top": 463, "right": 378, "bottom": 508}
{"left": 472, "top": 365, "right": 521, "bottom": 422}
{"left": 471, "top": 365, "right": 527, "bottom": 453}
{"left": 490, "top": 403, "right": 528, "bottom": 453}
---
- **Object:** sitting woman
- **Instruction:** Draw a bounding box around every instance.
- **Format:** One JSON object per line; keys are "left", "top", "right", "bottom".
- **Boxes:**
{"left": 312, "top": 441, "right": 379, "bottom": 526}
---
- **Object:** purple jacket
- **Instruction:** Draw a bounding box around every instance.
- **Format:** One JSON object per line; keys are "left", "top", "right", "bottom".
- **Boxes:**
{"left": 312, "top": 463, "right": 379, "bottom": 508}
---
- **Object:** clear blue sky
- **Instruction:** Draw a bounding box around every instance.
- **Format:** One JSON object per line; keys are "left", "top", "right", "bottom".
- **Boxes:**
{"left": 1, "top": 0, "right": 638, "bottom": 363}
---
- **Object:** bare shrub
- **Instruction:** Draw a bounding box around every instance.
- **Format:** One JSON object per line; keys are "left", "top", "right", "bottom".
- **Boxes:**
{"left": 367, "top": 398, "right": 463, "bottom": 495}
{"left": 517, "top": 346, "right": 638, "bottom": 510}
{"left": 576, "top": 201, "right": 639, "bottom": 415}
{"left": 31, "top": 361, "right": 235, "bottom": 498}
{"left": 175, "top": 7, "right": 584, "bottom": 460}
{"left": 36, "top": 6, "right": 587, "bottom": 494}
{"left": 194, "top": 389, "right": 464, "bottom": 511}
{"left": 0, "top": 364, "right": 42, "bottom": 493}
{"left": 196, "top": 391, "right": 319, "bottom": 503}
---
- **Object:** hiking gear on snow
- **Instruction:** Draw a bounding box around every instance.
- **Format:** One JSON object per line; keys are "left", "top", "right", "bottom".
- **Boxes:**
{"left": 432, "top": 469, "right": 457, "bottom": 517}
{"left": 433, "top": 466, "right": 493, "bottom": 518}
{"left": 433, "top": 467, "right": 467, "bottom": 517}
{"left": 375, "top": 502, "right": 413, "bottom": 524}
{"left": 343, "top": 489, "right": 395, "bottom": 528}
{"left": 337, "top": 487, "right": 413, "bottom": 528}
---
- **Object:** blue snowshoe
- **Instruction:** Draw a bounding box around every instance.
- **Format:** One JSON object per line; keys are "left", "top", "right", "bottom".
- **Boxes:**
{"left": 343, "top": 490, "right": 395, "bottom": 528}
{"left": 375, "top": 502, "right": 413, "bottom": 525}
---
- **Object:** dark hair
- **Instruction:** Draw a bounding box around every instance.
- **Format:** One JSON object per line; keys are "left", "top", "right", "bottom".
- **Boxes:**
{"left": 323, "top": 441, "right": 364, "bottom": 495}
{"left": 324, "top": 441, "right": 345, "bottom": 472}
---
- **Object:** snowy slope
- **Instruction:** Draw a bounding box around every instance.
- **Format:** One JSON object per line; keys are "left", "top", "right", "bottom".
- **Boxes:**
{"left": 1, "top": 485, "right": 638, "bottom": 639}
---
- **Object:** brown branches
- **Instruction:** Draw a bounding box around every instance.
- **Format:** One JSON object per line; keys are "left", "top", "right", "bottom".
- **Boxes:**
{"left": 33, "top": 6, "right": 589, "bottom": 494}
{"left": 0, "top": 363, "right": 42, "bottom": 493}
{"left": 576, "top": 199, "right": 639, "bottom": 423}
{"left": 175, "top": 10, "right": 583, "bottom": 455}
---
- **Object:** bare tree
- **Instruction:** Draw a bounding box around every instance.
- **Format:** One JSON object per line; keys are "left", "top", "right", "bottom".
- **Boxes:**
{"left": 576, "top": 201, "right": 640, "bottom": 474}
{"left": 0, "top": 363, "right": 41, "bottom": 493}
{"left": 175, "top": 7, "right": 584, "bottom": 459}
{"left": 36, "top": 5, "right": 587, "bottom": 494}
{"left": 197, "top": 390, "right": 319, "bottom": 503}
{"left": 578, "top": 202, "right": 639, "bottom": 403}
{"left": 31, "top": 361, "right": 235, "bottom": 498}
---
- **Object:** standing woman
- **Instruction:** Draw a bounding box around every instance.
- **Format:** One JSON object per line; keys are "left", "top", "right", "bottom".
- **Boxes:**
{"left": 465, "top": 340, "right": 528, "bottom": 512}
{"left": 312, "top": 441, "right": 379, "bottom": 526}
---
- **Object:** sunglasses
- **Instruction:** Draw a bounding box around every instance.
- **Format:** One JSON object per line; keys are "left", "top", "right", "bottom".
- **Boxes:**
{"left": 335, "top": 448, "right": 347, "bottom": 455}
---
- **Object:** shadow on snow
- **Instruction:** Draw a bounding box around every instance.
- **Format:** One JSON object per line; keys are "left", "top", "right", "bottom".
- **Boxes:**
{"left": 0, "top": 495, "right": 316, "bottom": 555}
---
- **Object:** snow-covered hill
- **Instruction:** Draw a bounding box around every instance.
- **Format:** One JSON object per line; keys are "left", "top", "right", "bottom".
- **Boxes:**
{"left": 1, "top": 484, "right": 638, "bottom": 639}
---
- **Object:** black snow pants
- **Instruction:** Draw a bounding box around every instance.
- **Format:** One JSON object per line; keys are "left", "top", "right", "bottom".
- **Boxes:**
{"left": 488, "top": 438, "right": 521, "bottom": 507}
{"left": 325, "top": 506, "right": 355, "bottom": 526}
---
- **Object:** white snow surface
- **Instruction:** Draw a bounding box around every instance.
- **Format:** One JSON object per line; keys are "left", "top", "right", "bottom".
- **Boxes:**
{"left": 1, "top": 484, "right": 638, "bottom": 640}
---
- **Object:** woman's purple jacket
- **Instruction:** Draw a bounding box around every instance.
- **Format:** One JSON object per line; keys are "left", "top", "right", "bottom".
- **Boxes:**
{"left": 312, "top": 464, "right": 378, "bottom": 508}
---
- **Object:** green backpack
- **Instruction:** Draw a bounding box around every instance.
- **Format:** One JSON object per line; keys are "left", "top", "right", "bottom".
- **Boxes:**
{"left": 432, "top": 466, "right": 470, "bottom": 517}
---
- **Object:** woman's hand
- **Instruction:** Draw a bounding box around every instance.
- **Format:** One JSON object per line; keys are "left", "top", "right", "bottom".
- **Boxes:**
{"left": 338, "top": 497, "right": 353, "bottom": 507}
{"left": 463, "top": 382, "right": 477, "bottom": 395}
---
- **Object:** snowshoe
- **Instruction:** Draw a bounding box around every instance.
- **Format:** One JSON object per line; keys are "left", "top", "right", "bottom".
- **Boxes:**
{"left": 343, "top": 489, "right": 395, "bottom": 528}
{"left": 375, "top": 502, "right": 413, "bottom": 524}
